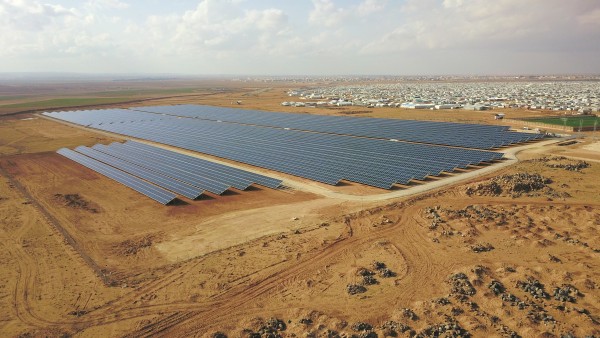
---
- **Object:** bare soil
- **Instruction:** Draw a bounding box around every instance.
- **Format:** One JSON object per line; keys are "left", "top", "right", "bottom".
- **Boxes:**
{"left": 0, "top": 81, "right": 598, "bottom": 337}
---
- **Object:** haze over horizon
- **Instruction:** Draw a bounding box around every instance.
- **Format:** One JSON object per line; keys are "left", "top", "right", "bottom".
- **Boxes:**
{"left": 1, "top": 0, "right": 599, "bottom": 76}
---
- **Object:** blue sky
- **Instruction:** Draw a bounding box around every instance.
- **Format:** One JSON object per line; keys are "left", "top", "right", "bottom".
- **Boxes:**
{"left": 1, "top": 0, "right": 599, "bottom": 75}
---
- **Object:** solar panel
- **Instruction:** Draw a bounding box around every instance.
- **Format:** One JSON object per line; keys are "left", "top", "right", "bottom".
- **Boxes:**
{"left": 115, "top": 142, "right": 254, "bottom": 190}
{"left": 129, "top": 104, "right": 542, "bottom": 149}
{"left": 90, "top": 143, "right": 232, "bottom": 195}
{"left": 122, "top": 141, "right": 282, "bottom": 189}
{"left": 97, "top": 118, "right": 500, "bottom": 188}
{"left": 47, "top": 107, "right": 511, "bottom": 190}
{"left": 73, "top": 146, "right": 204, "bottom": 200}
{"left": 56, "top": 148, "right": 177, "bottom": 204}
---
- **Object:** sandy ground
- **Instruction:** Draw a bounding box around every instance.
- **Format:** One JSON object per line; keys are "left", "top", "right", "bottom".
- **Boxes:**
{"left": 582, "top": 141, "right": 600, "bottom": 152}
{"left": 0, "top": 117, "right": 118, "bottom": 156}
{"left": 0, "top": 82, "right": 599, "bottom": 337}
{"left": 0, "top": 152, "right": 319, "bottom": 279}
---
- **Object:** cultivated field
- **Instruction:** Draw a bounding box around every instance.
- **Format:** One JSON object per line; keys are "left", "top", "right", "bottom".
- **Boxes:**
{"left": 523, "top": 116, "right": 600, "bottom": 128}
{"left": 0, "top": 80, "right": 599, "bottom": 337}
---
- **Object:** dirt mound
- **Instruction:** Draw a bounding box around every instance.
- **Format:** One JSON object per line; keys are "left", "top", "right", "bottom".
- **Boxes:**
{"left": 448, "top": 272, "right": 476, "bottom": 297}
{"left": 346, "top": 283, "right": 367, "bottom": 295}
{"left": 530, "top": 156, "right": 591, "bottom": 172}
{"left": 470, "top": 242, "right": 494, "bottom": 253}
{"left": 466, "top": 173, "right": 569, "bottom": 198}
{"left": 516, "top": 277, "right": 550, "bottom": 299}
{"left": 239, "top": 317, "right": 287, "bottom": 338}
{"left": 418, "top": 320, "right": 470, "bottom": 338}
{"left": 53, "top": 193, "right": 99, "bottom": 213}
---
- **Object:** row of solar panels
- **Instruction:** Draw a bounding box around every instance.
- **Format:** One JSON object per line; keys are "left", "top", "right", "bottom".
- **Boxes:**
{"left": 57, "top": 148, "right": 177, "bottom": 204}
{"left": 45, "top": 109, "right": 175, "bottom": 127}
{"left": 47, "top": 109, "right": 505, "bottom": 189}
{"left": 130, "top": 104, "right": 544, "bottom": 149}
{"left": 57, "top": 141, "right": 282, "bottom": 204}
{"left": 45, "top": 105, "right": 542, "bottom": 150}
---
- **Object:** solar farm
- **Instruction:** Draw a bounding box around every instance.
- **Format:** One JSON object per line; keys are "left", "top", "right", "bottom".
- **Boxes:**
{"left": 3, "top": 82, "right": 600, "bottom": 338}
{"left": 130, "top": 104, "right": 542, "bottom": 149}
{"left": 43, "top": 105, "right": 542, "bottom": 202}
{"left": 57, "top": 141, "right": 281, "bottom": 204}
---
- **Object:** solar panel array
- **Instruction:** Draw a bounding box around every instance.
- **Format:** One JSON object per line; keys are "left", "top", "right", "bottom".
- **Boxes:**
{"left": 130, "top": 104, "right": 543, "bottom": 149}
{"left": 74, "top": 145, "right": 205, "bottom": 199}
{"left": 57, "top": 148, "right": 177, "bottom": 204}
{"left": 45, "top": 108, "right": 505, "bottom": 190}
{"left": 119, "top": 141, "right": 282, "bottom": 189}
{"left": 47, "top": 108, "right": 176, "bottom": 126}
{"left": 56, "top": 141, "right": 282, "bottom": 204}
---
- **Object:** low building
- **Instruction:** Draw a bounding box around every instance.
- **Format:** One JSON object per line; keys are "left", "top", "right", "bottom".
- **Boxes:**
{"left": 435, "top": 104, "right": 462, "bottom": 110}
{"left": 463, "top": 104, "right": 491, "bottom": 111}
{"left": 400, "top": 102, "right": 435, "bottom": 109}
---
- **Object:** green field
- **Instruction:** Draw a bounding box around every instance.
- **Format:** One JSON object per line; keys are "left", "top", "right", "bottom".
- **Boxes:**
{"left": 525, "top": 115, "right": 599, "bottom": 128}
{"left": 0, "top": 97, "right": 137, "bottom": 109}
{"left": 90, "top": 87, "right": 199, "bottom": 97}
{"left": 0, "top": 87, "right": 203, "bottom": 111}
{"left": 0, "top": 95, "right": 30, "bottom": 101}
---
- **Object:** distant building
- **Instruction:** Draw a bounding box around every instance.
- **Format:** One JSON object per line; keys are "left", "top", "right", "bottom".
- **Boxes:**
{"left": 435, "top": 104, "right": 462, "bottom": 110}
{"left": 400, "top": 102, "right": 435, "bottom": 109}
{"left": 463, "top": 104, "right": 491, "bottom": 111}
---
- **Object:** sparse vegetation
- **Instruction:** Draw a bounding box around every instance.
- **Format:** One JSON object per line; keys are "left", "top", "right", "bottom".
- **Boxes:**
{"left": 114, "top": 235, "right": 154, "bottom": 256}
{"left": 1, "top": 81, "right": 599, "bottom": 337}
{"left": 53, "top": 193, "right": 99, "bottom": 213}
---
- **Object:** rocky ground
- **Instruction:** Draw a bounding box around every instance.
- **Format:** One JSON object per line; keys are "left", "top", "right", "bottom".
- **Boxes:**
{"left": 1, "top": 102, "right": 599, "bottom": 337}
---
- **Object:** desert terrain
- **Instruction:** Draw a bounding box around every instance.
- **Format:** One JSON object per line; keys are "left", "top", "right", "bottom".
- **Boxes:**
{"left": 0, "top": 80, "right": 599, "bottom": 337}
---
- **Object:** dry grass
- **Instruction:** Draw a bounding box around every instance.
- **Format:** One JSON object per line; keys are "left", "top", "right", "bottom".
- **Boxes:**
{"left": 0, "top": 117, "right": 117, "bottom": 155}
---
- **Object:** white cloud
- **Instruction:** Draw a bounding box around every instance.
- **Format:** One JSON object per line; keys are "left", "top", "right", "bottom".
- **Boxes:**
{"left": 248, "top": 8, "right": 287, "bottom": 31}
{"left": 86, "top": 0, "right": 129, "bottom": 10}
{"left": 0, "top": 0, "right": 126, "bottom": 62}
{"left": 308, "top": 0, "right": 388, "bottom": 27}
{"left": 357, "top": 0, "right": 386, "bottom": 15}
{"left": 0, "top": 0, "right": 76, "bottom": 31}
{"left": 308, "top": 0, "right": 347, "bottom": 27}
{"left": 578, "top": 8, "right": 600, "bottom": 26}
{"left": 361, "top": 0, "right": 600, "bottom": 54}
{"left": 442, "top": 0, "right": 463, "bottom": 8}
{"left": 165, "top": 0, "right": 289, "bottom": 53}
{"left": 0, "top": 0, "right": 598, "bottom": 74}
